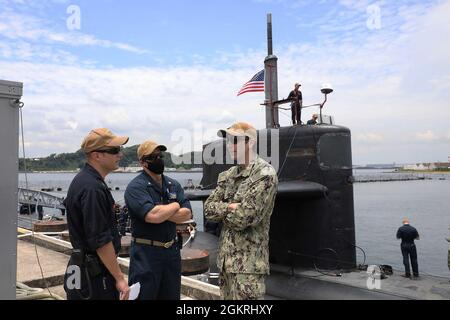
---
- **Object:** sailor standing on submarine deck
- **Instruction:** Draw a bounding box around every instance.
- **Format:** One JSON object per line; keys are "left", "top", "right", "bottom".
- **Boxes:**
{"left": 396, "top": 218, "right": 420, "bottom": 279}
{"left": 287, "top": 83, "right": 303, "bottom": 125}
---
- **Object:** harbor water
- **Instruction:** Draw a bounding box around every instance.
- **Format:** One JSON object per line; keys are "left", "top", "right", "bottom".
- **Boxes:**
{"left": 18, "top": 169, "right": 450, "bottom": 278}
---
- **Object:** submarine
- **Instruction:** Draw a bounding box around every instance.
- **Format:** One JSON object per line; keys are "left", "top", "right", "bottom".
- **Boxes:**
{"left": 184, "top": 13, "right": 357, "bottom": 298}
{"left": 183, "top": 14, "right": 450, "bottom": 300}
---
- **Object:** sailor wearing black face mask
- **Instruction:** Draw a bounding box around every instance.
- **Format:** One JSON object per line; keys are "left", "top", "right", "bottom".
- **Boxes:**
{"left": 124, "top": 140, "right": 192, "bottom": 300}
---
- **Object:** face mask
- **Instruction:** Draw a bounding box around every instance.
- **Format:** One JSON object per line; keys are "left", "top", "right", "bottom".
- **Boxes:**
{"left": 146, "top": 158, "right": 165, "bottom": 174}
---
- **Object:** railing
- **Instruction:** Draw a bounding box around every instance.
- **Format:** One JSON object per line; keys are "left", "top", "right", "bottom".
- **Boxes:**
{"left": 18, "top": 188, "right": 65, "bottom": 210}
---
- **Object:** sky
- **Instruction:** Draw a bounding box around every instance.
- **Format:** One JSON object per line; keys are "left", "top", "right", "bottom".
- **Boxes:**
{"left": 1, "top": 0, "right": 450, "bottom": 165}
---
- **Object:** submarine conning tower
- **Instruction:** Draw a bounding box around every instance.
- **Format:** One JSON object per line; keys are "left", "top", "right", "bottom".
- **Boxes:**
{"left": 199, "top": 123, "right": 356, "bottom": 270}
{"left": 200, "top": 13, "right": 356, "bottom": 270}
{"left": 190, "top": 13, "right": 356, "bottom": 271}
{"left": 268, "top": 124, "right": 356, "bottom": 270}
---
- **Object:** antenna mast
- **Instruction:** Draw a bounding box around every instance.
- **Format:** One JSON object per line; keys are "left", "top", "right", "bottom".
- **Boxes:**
{"left": 264, "top": 13, "right": 279, "bottom": 128}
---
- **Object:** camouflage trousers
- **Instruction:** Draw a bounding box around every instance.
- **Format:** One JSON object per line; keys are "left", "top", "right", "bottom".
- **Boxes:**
{"left": 219, "top": 272, "right": 266, "bottom": 300}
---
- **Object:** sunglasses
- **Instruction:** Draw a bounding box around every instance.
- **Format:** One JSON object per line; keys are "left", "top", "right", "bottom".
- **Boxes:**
{"left": 143, "top": 153, "right": 164, "bottom": 161}
{"left": 226, "top": 136, "right": 249, "bottom": 145}
{"left": 93, "top": 146, "right": 122, "bottom": 155}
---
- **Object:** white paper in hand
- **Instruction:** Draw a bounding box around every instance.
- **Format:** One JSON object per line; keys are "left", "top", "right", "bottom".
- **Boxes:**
{"left": 128, "top": 282, "right": 141, "bottom": 300}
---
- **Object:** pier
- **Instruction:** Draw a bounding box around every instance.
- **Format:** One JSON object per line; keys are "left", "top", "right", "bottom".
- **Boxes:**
{"left": 16, "top": 228, "right": 219, "bottom": 300}
{"left": 353, "top": 175, "right": 431, "bottom": 183}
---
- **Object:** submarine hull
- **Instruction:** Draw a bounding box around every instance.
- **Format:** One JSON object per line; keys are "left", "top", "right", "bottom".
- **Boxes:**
{"left": 196, "top": 124, "right": 356, "bottom": 271}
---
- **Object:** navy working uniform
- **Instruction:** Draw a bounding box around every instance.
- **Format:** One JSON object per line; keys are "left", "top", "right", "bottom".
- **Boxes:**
{"left": 63, "top": 163, "right": 121, "bottom": 300}
{"left": 396, "top": 223, "right": 420, "bottom": 277}
{"left": 125, "top": 172, "right": 191, "bottom": 300}
{"left": 288, "top": 84, "right": 303, "bottom": 125}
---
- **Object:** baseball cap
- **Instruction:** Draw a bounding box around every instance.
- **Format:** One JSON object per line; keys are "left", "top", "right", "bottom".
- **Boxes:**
{"left": 217, "top": 122, "right": 257, "bottom": 141}
{"left": 137, "top": 140, "right": 167, "bottom": 160}
{"left": 81, "top": 128, "right": 129, "bottom": 153}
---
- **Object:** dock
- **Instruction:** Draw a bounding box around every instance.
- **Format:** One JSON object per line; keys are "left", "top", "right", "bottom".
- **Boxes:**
{"left": 17, "top": 240, "right": 68, "bottom": 299}
{"left": 353, "top": 175, "right": 431, "bottom": 183}
{"left": 16, "top": 229, "right": 220, "bottom": 300}
{"left": 17, "top": 228, "right": 449, "bottom": 300}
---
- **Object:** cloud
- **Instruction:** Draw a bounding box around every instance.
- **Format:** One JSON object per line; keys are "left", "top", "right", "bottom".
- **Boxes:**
{"left": 416, "top": 130, "right": 438, "bottom": 141}
{"left": 0, "top": 0, "right": 69, "bottom": 8}
{"left": 355, "top": 133, "right": 385, "bottom": 143}
{"left": 47, "top": 32, "right": 148, "bottom": 54}
{"left": 7, "top": 61, "right": 272, "bottom": 157}
{"left": 65, "top": 120, "right": 78, "bottom": 130}
{"left": 0, "top": 10, "right": 147, "bottom": 55}
{"left": 252, "top": 0, "right": 286, "bottom": 3}
{"left": 5, "top": 0, "right": 450, "bottom": 165}
{"left": 0, "top": 40, "right": 79, "bottom": 64}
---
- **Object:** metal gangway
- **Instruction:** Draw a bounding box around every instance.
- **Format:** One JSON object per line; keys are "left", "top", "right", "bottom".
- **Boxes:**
{"left": 18, "top": 188, "right": 65, "bottom": 210}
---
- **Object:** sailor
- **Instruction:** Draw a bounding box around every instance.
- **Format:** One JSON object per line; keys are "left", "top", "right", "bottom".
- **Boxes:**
{"left": 63, "top": 128, "right": 130, "bottom": 300}
{"left": 396, "top": 218, "right": 420, "bottom": 279}
{"left": 124, "top": 140, "right": 192, "bottom": 300}
{"left": 37, "top": 204, "right": 44, "bottom": 220}
{"left": 287, "top": 83, "right": 303, "bottom": 125}
{"left": 204, "top": 122, "right": 278, "bottom": 300}
{"left": 307, "top": 114, "right": 319, "bottom": 125}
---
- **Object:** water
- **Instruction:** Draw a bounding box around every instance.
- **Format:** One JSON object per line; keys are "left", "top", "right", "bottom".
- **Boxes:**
{"left": 354, "top": 177, "right": 450, "bottom": 278}
{"left": 18, "top": 171, "right": 204, "bottom": 231}
{"left": 19, "top": 169, "right": 450, "bottom": 277}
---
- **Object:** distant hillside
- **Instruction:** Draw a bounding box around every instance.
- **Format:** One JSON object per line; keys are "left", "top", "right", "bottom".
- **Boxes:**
{"left": 19, "top": 145, "right": 203, "bottom": 172}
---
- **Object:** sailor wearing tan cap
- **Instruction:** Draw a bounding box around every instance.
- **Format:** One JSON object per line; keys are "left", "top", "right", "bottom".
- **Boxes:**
{"left": 63, "top": 128, "right": 130, "bottom": 300}
{"left": 124, "top": 140, "right": 192, "bottom": 300}
{"left": 204, "top": 122, "right": 278, "bottom": 300}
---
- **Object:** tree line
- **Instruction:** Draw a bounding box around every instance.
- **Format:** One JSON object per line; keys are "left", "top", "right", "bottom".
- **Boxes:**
{"left": 19, "top": 145, "right": 202, "bottom": 172}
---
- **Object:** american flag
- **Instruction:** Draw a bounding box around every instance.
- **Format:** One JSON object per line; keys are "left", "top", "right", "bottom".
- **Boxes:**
{"left": 237, "top": 70, "right": 265, "bottom": 96}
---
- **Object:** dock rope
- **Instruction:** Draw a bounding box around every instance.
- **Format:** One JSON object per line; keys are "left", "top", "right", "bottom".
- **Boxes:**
{"left": 19, "top": 103, "right": 56, "bottom": 299}
{"left": 16, "top": 282, "right": 64, "bottom": 300}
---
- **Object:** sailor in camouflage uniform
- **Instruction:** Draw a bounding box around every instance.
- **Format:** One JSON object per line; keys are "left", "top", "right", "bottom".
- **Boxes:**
{"left": 204, "top": 122, "right": 278, "bottom": 300}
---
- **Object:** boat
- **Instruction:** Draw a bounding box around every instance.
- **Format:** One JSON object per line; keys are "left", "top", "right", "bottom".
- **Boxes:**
{"left": 182, "top": 14, "right": 450, "bottom": 300}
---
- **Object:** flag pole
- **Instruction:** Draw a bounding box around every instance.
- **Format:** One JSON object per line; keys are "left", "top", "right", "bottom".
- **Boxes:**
{"left": 264, "top": 13, "right": 279, "bottom": 128}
